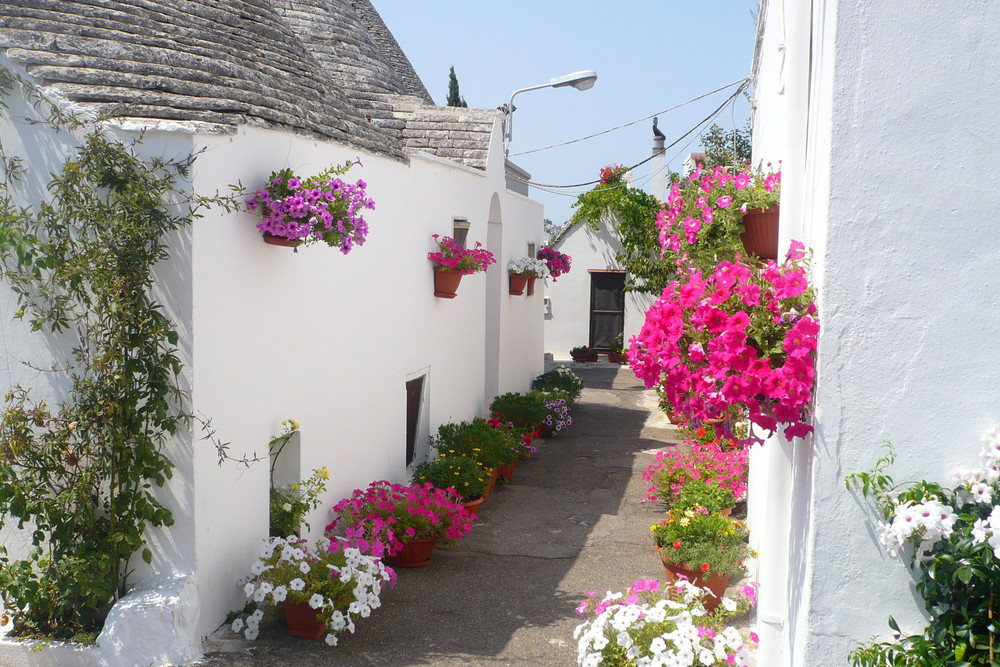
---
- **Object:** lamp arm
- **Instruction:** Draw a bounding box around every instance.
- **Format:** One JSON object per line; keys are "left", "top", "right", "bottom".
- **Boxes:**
{"left": 504, "top": 82, "right": 554, "bottom": 150}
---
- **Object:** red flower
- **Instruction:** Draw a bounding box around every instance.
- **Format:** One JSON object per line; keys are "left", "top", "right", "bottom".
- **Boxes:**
{"left": 701, "top": 562, "right": 711, "bottom": 572}
{"left": 673, "top": 541, "right": 681, "bottom": 549}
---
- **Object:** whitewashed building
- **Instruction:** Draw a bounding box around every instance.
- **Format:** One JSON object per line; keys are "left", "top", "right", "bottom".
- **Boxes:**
{"left": 542, "top": 144, "right": 665, "bottom": 360}
{"left": 0, "top": 1, "right": 544, "bottom": 664}
{"left": 747, "top": 1, "right": 1000, "bottom": 666}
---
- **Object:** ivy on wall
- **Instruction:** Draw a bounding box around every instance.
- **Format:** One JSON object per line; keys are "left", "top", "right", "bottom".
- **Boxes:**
{"left": 0, "top": 65, "right": 243, "bottom": 640}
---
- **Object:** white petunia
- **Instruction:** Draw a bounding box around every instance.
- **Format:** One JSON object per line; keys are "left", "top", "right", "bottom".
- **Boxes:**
{"left": 250, "top": 609, "right": 264, "bottom": 623}
{"left": 289, "top": 578, "right": 306, "bottom": 591}
{"left": 231, "top": 618, "right": 244, "bottom": 633}
{"left": 309, "top": 593, "right": 324, "bottom": 609}
{"left": 244, "top": 626, "right": 259, "bottom": 641}
{"left": 299, "top": 561, "right": 311, "bottom": 575}
{"left": 243, "top": 582, "right": 255, "bottom": 597}
{"left": 271, "top": 585, "right": 287, "bottom": 603}
{"left": 325, "top": 633, "right": 338, "bottom": 646}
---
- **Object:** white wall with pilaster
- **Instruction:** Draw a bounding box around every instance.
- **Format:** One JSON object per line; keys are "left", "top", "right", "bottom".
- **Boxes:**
{"left": 751, "top": 1, "right": 1000, "bottom": 665}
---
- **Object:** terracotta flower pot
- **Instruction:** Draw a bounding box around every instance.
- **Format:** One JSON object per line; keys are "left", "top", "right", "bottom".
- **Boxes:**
{"left": 434, "top": 269, "right": 463, "bottom": 298}
{"left": 739, "top": 205, "right": 780, "bottom": 261}
{"left": 285, "top": 600, "right": 326, "bottom": 639}
{"left": 497, "top": 462, "right": 516, "bottom": 482}
{"left": 461, "top": 496, "right": 485, "bottom": 516}
{"left": 570, "top": 351, "right": 599, "bottom": 362}
{"left": 263, "top": 232, "right": 302, "bottom": 248}
{"left": 509, "top": 274, "right": 528, "bottom": 295}
{"left": 607, "top": 352, "right": 627, "bottom": 364}
{"left": 526, "top": 277, "right": 536, "bottom": 296}
{"left": 385, "top": 536, "right": 438, "bottom": 568}
{"left": 661, "top": 560, "right": 730, "bottom": 613}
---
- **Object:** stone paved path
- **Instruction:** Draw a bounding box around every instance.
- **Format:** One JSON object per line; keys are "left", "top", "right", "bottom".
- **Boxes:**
{"left": 197, "top": 363, "right": 699, "bottom": 666}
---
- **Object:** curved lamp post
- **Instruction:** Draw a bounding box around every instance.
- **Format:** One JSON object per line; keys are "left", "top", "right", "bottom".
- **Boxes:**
{"left": 503, "top": 69, "right": 597, "bottom": 156}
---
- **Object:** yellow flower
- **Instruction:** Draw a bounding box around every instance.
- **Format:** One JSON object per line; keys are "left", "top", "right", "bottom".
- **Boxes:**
{"left": 318, "top": 466, "right": 329, "bottom": 480}
{"left": 679, "top": 517, "right": 690, "bottom": 526}
{"left": 292, "top": 483, "right": 299, "bottom": 490}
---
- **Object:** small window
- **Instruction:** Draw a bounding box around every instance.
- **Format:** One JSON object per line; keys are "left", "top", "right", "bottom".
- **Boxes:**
{"left": 527, "top": 242, "right": 536, "bottom": 258}
{"left": 405, "top": 376, "right": 425, "bottom": 466}
{"left": 453, "top": 218, "right": 470, "bottom": 248}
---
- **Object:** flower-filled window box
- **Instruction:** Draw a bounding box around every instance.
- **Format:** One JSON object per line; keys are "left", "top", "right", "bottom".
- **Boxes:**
{"left": 427, "top": 234, "right": 495, "bottom": 298}
{"left": 247, "top": 159, "right": 375, "bottom": 253}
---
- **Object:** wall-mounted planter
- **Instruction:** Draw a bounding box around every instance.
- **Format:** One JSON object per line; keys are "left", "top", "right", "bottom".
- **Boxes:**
{"left": 739, "top": 205, "right": 779, "bottom": 261}
{"left": 509, "top": 274, "right": 528, "bottom": 295}
{"left": 433, "top": 269, "right": 463, "bottom": 298}
{"left": 263, "top": 232, "right": 302, "bottom": 248}
{"left": 526, "top": 277, "right": 536, "bottom": 296}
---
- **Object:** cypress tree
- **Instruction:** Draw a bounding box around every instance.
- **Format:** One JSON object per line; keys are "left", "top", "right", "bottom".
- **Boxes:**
{"left": 447, "top": 66, "right": 467, "bottom": 107}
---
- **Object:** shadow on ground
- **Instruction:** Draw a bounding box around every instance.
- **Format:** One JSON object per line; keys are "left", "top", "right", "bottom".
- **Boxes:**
{"left": 198, "top": 362, "right": 681, "bottom": 667}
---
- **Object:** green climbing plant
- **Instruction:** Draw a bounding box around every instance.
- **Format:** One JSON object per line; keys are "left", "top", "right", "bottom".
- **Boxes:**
{"left": 0, "top": 65, "right": 241, "bottom": 640}
{"left": 570, "top": 169, "right": 671, "bottom": 295}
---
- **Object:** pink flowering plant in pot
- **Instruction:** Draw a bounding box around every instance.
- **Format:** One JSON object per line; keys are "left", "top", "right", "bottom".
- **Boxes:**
{"left": 537, "top": 245, "right": 572, "bottom": 281}
{"left": 428, "top": 235, "right": 496, "bottom": 274}
{"left": 656, "top": 164, "right": 781, "bottom": 274}
{"left": 247, "top": 159, "right": 375, "bottom": 253}
{"left": 327, "top": 480, "right": 474, "bottom": 559}
{"left": 629, "top": 240, "right": 819, "bottom": 446}
{"left": 573, "top": 579, "right": 759, "bottom": 666}
{"left": 641, "top": 442, "right": 749, "bottom": 506}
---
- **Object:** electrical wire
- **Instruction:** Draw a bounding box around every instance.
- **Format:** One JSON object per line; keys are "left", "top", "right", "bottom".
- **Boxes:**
{"left": 513, "top": 79, "right": 750, "bottom": 190}
{"left": 508, "top": 76, "right": 748, "bottom": 157}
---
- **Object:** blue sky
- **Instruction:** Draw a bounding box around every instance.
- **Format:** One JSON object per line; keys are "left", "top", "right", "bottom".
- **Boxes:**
{"left": 374, "top": 1, "right": 758, "bottom": 226}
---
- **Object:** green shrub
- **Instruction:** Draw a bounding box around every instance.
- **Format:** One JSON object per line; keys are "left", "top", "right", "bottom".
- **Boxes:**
{"left": 531, "top": 366, "right": 584, "bottom": 404}
{"left": 488, "top": 392, "right": 548, "bottom": 431}
{"left": 412, "top": 456, "right": 491, "bottom": 501}
{"left": 433, "top": 419, "right": 518, "bottom": 468}
{"left": 670, "top": 479, "right": 736, "bottom": 515}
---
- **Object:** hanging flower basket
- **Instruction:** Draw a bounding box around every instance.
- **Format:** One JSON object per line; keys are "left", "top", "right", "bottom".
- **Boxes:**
{"left": 434, "top": 269, "right": 463, "bottom": 299}
{"left": 739, "top": 205, "right": 780, "bottom": 261}
{"left": 263, "top": 232, "right": 303, "bottom": 248}
{"left": 509, "top": 274, "right": 528, "bottom": 295}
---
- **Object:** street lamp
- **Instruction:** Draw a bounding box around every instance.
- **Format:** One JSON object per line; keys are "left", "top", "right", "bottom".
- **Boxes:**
{"left": 503, "top": 69, "right": 597, "bottom": 155}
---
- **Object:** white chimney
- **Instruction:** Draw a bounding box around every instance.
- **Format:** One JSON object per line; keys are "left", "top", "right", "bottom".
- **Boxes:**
{"left": 651, "top": 137, "right": 666, "bottom": 203}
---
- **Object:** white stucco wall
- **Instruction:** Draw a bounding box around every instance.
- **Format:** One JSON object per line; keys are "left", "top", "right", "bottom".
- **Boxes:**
{"left": 543, "top": 221, "right": 654, "bottom": 358}
{"left": 751, "top": 2, "right": 1000, "bottom": 665}
{"left": 0, "top": 56, "right": 545, "bottom": 661}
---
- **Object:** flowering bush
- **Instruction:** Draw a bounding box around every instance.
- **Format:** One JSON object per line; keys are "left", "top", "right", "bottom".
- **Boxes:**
{"left": 656, "top": 164, "right": 781, "bottom": 274}
{"left": 641, "top": 442, "right": 749, "bottom": 505}
{"left": 574, "top": 579, "right": 758, "bottom": 666}
{"left": 846, "top": 430, "right": 1000, "bottom": 666}
{"left": 327, "top": 481, "right": 473, "bottom": 559}
{"left": 532, "top": 366, "right": 584, "bottom": 404}
{"left": 540, "top": 396, "right": 572, "bottom": 435}
{"left": 232, "top": 535, "right": 392, "bottom": 647}
{"left": 489, "top": 392, "right": 548, "bottom": 431}
{"left": 485, "top": 415, "right": 538, "bottom": 457}
{"left": 271, "top": 466, "right": 329, "bottom": 538}
{"left": 428, "top": 234, "right": 496, "bottom": 274}
{"left": 412, "top": 455, "right": 491, "bottom": 501}
{"left": 652, "top": 510, "right": 751, "bottom": 577}
{"left": 537, "top": 245, "right": 572, "bottom": 280}
{"left": 247, "top": 159, "right": 375, "bottom": 253}
{"left": 433, "top": 418, "right": 520, "bottom": 469}
{"left": 629, "top": 241, "right": 818, "bottom": 445}
{"left": 599, "top": 163, "right": 629, "bottom": 185}
{"left": 508, "top": 256, "right": 550, "bottom": 278}
{"left": 671, "top": 479, "right": 736, "bottom": 515}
